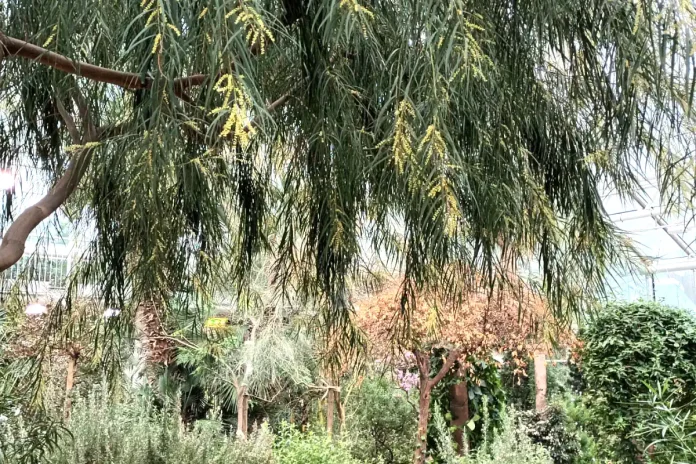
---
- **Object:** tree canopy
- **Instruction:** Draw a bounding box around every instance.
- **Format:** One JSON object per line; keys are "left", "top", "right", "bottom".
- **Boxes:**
{"left": 354, "top": 276, "right": 557, "bottom": 357}
{"left": 0, "top": 0, "right": 695, "bottom": 344}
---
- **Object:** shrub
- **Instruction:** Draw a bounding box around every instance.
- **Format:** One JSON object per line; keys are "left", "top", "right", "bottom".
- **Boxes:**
{"left": 344, "top": 377, "right": 415, "bottom": 464}
{"left": 428, "top": 398, "right": 552, "bottom": 464}
{"left": 552, "top": 394, "right": 614, "bottom": 464}
{"left": 274, "top": 422, "right": 360, "bottom": 464}
{"left": 463, "top": 407, "right": 553, "bottom": 464}
{"left": 580, "top": 301, "right": 696, "bottom": 458}
{"left": 519, "top": 404, "right": 580, "bottom": 464}
{"left": 37, "top": 388, "right": 275, "bottom": 464}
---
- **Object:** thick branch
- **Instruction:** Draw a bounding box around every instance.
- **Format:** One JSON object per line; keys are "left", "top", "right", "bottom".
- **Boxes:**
{"left": 1, "top": 34, "right": 207, "bottom": 92}
{"left": 55, "top": 98, "right": 80, "bottom": 143}
{"left": 0, "top": 147, "right": 95, "bottom": 271}
{"left": 0, "top": 94, "right": 98, "bottom": 272}
{"left": 429, "top": 349, "right": 461, "bottom": 389}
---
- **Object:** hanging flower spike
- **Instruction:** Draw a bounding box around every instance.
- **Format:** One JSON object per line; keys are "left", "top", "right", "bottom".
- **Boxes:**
{"left": 43, "top": 25, "right": 58, "bottom": 48}
{"left": 391, "top": 100, "right": 416, "bottom": 174}
{"left": 339, "top": 0, "right": 375, "bottom": 38}
{"left": 226, "top": 1, "right": 275, "bottom": 54}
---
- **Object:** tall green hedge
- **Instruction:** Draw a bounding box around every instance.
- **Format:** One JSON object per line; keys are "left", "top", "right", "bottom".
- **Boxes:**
{"left": 580, "top": 301, "right": 696, "bottom": 458}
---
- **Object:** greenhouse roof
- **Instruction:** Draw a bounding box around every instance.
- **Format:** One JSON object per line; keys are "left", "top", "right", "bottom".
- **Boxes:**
{"left": 603, "top": 174, "right": 696, "bottom": 310}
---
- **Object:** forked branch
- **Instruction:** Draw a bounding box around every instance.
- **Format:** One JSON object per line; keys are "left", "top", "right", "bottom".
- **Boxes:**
{"left": 429, "top": 349, "right": 461, "bottom": 388}
{"left": 0, "top": 34, "right": 293, "bottom": 273}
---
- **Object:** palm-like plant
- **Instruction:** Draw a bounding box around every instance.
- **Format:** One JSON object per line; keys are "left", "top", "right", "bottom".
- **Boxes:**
{"left": 174, "top": 254, "right": 315, "bottom": 439}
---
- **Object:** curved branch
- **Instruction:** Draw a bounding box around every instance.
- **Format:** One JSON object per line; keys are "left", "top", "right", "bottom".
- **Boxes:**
{"left": 428, "top": 349, "right": 461, "bottom": 389}
{"left": 55, "top": 98, "right": 80, "bottom": 143}
{"left": 0, "top": 30, "right": 291, "bottom": 272}
{"left": 0, "top": 34, "right": 208, "bottom": 92}
{"left": 0, "top": 146, "right": 96, "bottom": 271}
{"left": 0, "top": 93, "right": 98, "bottom": 272}
{"left": 247, "top": 93, "right": 291, "bottom": 132}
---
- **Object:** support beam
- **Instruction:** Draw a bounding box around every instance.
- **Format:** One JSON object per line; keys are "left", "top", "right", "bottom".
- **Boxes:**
{"left": 628, "top": 192, "right": 696, "bottom": 258}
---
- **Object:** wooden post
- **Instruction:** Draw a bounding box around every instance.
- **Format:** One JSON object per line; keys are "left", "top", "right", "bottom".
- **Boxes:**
{"left": 534, "top": 352, "right": 547, "bottom": 412}
{"left": 326, "top": 387, "right": 336, "bottom": 436}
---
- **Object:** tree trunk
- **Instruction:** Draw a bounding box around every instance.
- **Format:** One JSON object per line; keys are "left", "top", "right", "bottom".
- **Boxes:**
{"left": 336, "top": 391, "right": 345, "bottom": 434}
{"left": 237, "top": 385, "right": 249, "bottom": 440}
{"left": 414, "top": 350, "right": 432, "bottom": 464}
{"left": 534, "top": 352, "right": 547, "bottom": 412}
{"left": 449, "top": 372, "right": 469, "bottom": 455}
{"left": 413, "top": 348, "right": 461, "bottom": 464}
{"left": 326, "top": 387, "right": 336, "bottom": 436}
{"left": 132, "top": 299, "right": 174, "bottom": 387}
{"left": 64, "top": 351, "right": 79, "bottom": 419}
{"left": 415, "top": 382, "right": 432, "bottom": 464}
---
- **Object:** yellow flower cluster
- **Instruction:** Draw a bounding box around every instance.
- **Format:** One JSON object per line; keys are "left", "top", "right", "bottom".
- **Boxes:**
{"left": 43, "top": 25, "right": 58, "bottom": 48}
{"left": 339, "top": 0, "right": 374, "bottom": 18}
{"left": 211, "top": 74, "right": 256, "bottom": 148}
{"left": 428, "top": 174, "right": 461, "bottom": 237}
{"left": 151, "top": 33, "right": 162, "bottom": 54}
{"left": 422, "top": 122, "right": 460, "bottom": 237}
{"left": 339, "top": 0, "right": 375, "bottom": 38}
{"left": 390, "top": 100, "right": 416, "bottom": 174}
{"left": 227, "top": 1, "right": 275, "bottom": 54}
{"left": 141, "top": 0, "right": 181, "bottom": 55}
{"left": 451, "top": 16, "right": 493, "bottom": 83}
{"left": 141, "top": 0, "right": 160, "bottom": 26}
{"left": 66, "top": 141, "right": 102, "bottom": 153}
{"left": 419, "top": 124, "right": 447, "bottom": 165}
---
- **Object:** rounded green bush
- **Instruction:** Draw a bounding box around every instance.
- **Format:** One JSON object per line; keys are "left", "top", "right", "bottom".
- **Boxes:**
{"left": 580, "top": 301, "right": 696, "bottom": 456}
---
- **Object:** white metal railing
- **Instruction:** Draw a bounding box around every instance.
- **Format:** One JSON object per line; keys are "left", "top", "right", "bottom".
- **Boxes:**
{"left": 5, "top": 254, "right": 70, "bottom": 289}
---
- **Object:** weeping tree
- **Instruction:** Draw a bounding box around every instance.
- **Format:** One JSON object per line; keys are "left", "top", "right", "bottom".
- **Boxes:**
{"left": 1, "top": 0, "right": 696, "bottom": 448}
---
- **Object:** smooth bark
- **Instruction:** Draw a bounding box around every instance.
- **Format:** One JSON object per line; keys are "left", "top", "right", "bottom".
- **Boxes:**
{"left": 326, "top": 387, "right": 336, "bottom": 436}
{"left": 534, "top": 352, "right": 547, "bottom": 412}
{"left": 0, "top": 93, "right": 95, "bottom": 272}
{"left": 64, "top": 352, "right": 78, "bottom": 419}
{"left": 1, "top": 34, "right": 207, "bottom": 92}
{"left": 237, "top": 386, "right": 250, "bottom": 440}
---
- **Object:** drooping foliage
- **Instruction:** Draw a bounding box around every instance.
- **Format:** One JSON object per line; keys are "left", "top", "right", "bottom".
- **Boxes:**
{"left": 0, "top": 0, "right": 695, "bottom": 389}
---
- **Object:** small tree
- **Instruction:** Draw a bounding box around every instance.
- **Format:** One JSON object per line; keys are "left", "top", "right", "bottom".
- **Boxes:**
{"left": 355, "top": 277, "right": 564, "bottom": 463}
{"left": 579, "top": 301, "right": 696, "bottom": 458}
